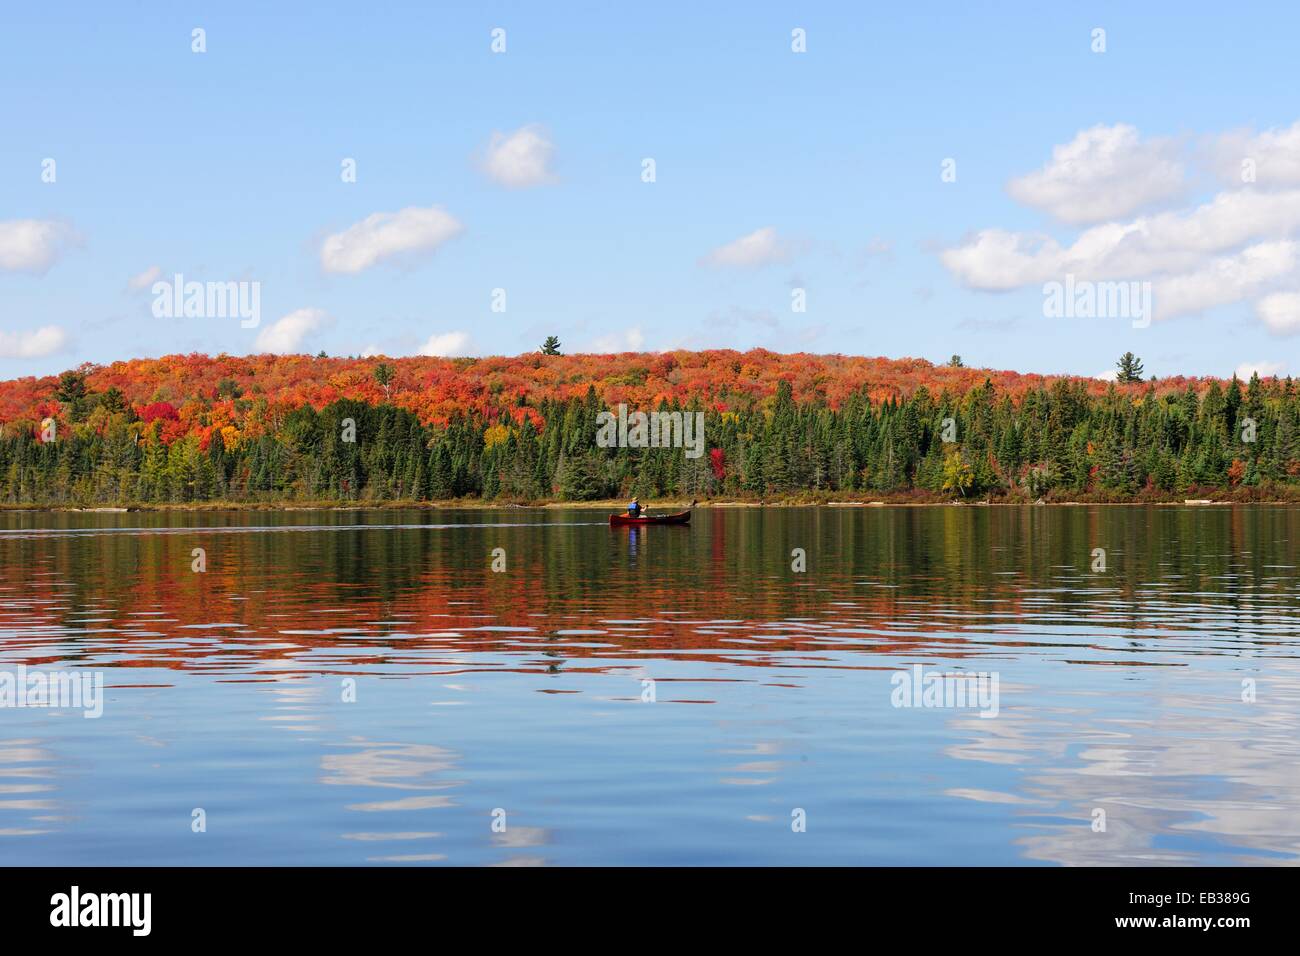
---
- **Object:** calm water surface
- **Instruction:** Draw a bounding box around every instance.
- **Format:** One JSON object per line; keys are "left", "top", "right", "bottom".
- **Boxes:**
{"left": 1, "top": 505, "right": 1298, "bottom": 866}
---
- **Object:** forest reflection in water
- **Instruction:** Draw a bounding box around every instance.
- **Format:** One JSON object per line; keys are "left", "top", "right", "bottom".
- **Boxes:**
{"left": 1, "top": 505, "right": 1297, "bottom": 865}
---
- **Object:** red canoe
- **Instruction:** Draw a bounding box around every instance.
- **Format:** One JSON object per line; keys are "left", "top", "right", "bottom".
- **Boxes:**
{"left": 609, "top": 510, "right": 691, "bottom": 527}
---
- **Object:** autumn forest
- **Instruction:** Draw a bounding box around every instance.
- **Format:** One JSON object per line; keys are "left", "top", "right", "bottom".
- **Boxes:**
{"left": 0, "top": 349, "right": 1297, "bottom": 507}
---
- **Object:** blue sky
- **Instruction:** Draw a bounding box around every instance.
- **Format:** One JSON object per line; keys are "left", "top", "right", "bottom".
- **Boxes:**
{"left": 3, "top": 1, "right": 1299, "bottom": 379}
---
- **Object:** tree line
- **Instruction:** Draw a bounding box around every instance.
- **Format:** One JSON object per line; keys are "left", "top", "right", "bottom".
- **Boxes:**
{"left": 1, "top": 367, "right": 1297, "bottom": 506}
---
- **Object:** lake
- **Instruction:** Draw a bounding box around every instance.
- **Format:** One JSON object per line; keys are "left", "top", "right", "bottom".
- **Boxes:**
{"left": 1, "top": 505, "right": 1298, "bottom": 866}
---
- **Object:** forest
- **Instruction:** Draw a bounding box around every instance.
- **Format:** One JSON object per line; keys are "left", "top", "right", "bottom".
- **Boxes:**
{"left": 0, "top": 349, "right": 1296, "bottom": 506}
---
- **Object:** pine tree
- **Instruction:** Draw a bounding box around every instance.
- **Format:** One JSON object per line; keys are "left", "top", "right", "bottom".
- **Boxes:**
{"left": 1116, "top": 352, "right": 1145, "bottom": 384}
{"left": 559, "top": 452, "right": 602, "bottom": 500}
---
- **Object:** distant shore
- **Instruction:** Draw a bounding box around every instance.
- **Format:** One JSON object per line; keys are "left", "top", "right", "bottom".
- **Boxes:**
{"left": 3, "top": 491, "right": 1296, "bottom": 514}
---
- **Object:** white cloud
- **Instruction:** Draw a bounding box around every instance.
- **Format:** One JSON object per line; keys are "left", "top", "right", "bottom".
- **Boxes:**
{"left": 1008, "top": 124, "right": 1186, "bottom": 224}
{"left": 0, "top": 219, "right": 78, "bottom": 274}
{"left": 480, "top": 125, "right": 556, "bottom": 188}
{"left": 1095, "top": 369, "right": 1119, "bottom": 382}
{"left": 417, "top": 331, "right": 472, "bottom": 357}
{"left": 1256, "top": 291, "right": 1300, "bottom": 335}
{"left": 360, "top": 344, "right": 385, "bottom": 358}
{"left": 944, "top": 188, "right": 1300, "bottom": 292}
{"left": 1211, "top": 121, "right": 1300, "bottom": 188}
{"left": 589, "top": 327, "right": 646, "bottom": 352}
{"left": 1152, "top": 241, "right": 1298, "bottom": 320}
{"left": 127, "top": 265, "right": 162, "bottom": 291}
{"left": 254, "top": 308, "right": 332, "bottom": 354}
{"left": 1235, "top": 360, "right": 1285, "bottom": 379}
{"left": 942, "top": 230, "right": 1061, "bottom": 290}
{"left": 0, "top": 325, "right": 70, "bottom": 359}
{"left": 700, "top": 227, "right": 793, "bottom": 268}
{"left": 942, "top": 122, "right": 1300, "bottom": 328}
{"left": 320, "top": 206, "right": 463, "bottom": 274}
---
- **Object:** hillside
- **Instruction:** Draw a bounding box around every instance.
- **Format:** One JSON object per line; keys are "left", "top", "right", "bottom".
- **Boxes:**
{"left": 0, "top": 350, "right": 1294, "bottom": 507}
{"left": 0, "top": 349, "right": 1224, "bottom": 430}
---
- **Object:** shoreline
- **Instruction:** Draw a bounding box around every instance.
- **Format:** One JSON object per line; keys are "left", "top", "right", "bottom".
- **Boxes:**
{"left": 1, "top": 495, "right": 1290, "bottom": 514}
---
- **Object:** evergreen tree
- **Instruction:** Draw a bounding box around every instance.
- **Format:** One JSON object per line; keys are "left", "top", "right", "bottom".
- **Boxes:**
{"left": 1116, "top": 352, "right": 1145, "bottom": 384}
{"left": 373, "top": 362, "right": 394, "bottom": 401}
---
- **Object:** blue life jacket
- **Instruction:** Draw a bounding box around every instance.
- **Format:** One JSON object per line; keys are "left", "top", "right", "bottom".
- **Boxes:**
{"left": 628, "top": 501, "right": 641, "bottom": 516}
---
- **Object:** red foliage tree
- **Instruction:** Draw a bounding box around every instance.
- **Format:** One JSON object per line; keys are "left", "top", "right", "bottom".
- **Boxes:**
{"left": 710, "top": 447, "right": 726, "bottom": 480}
{"left": 138, "top": 401, "right": 180, "bottom": 423}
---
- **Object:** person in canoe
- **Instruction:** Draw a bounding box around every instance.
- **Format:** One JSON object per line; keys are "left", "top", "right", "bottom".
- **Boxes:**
{"left": 609, "top": 499, "right": 694, "bottom": 526}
